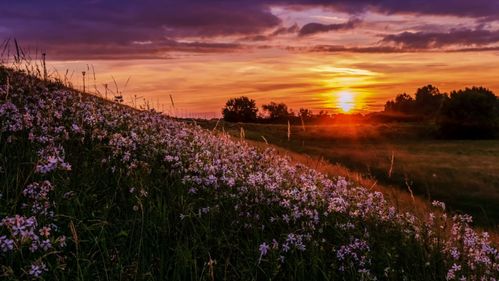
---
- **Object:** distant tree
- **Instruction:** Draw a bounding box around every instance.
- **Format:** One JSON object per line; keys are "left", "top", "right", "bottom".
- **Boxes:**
{"left": 222, "top": 96, "right": 258, "bottom": 123}
{"left": 384, "top": 101, "right": 395, "bottom": 112}
{"left": 438, "top": 87, "right": 498, "bottom": 138}
{"left": 414, "top": 85, "right": 447, "bottom": 116}
{"left": 384, "top": 93, "right": 415, "bottom": 114}
{"left": 317, "top": 110, "right": 330, "bottom": 118}
{"left": 262, "top": 102, "right": 290, "bottom": 121}
{"left": 298, "top": 108, "right": 313, "bottom": 119}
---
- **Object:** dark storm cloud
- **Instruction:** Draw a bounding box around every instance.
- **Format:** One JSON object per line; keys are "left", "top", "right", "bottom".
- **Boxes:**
{"left": 298, "top": 19, "right": 361, "bottom": 36}
{"left": 381, "top": 29, "right": 499, "bottom": 49}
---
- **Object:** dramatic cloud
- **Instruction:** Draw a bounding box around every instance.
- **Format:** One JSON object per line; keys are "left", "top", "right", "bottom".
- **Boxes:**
{"left": 382, "top": 28, "right": 499, "bottom": 49}
{"left": 2, "top": 1, "right": 498, "bottom": 43}
{"left": 298, "top": 19, "right": 361, "bottom": 36}
{"left": 0, "top": 1, "right": 279, "bottom": 59}
{"left": 1, "top": 0, "right": 499, "bottom": 59}
{"left": 0, "top": 1, "right": 281, "bottom": 43}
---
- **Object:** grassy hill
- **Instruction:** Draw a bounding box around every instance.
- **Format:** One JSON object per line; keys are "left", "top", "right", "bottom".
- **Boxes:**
{"left": 0, "top": 66, "right": 498, "bottom": 280}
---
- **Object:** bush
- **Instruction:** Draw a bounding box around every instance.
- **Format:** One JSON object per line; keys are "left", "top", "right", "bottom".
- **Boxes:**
{"left": 438, "top": 87, "right": 498, "bottom": 138}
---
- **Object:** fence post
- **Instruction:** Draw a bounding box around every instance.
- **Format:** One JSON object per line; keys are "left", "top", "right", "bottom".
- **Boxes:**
{"left": 42, "top": 53, "right": 47, "bottom": 81}
{"left": 82, "top": 71, "right": 86, "bottom": 93}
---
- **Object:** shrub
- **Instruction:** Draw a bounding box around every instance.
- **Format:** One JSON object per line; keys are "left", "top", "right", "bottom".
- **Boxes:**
{"left": 438, "top": 87, "right": 498, "bottom": 138}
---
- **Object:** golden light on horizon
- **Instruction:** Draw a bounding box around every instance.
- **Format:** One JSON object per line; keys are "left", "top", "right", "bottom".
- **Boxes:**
{"left": 322, "top": 89, "right": 367, "bottom": 113}
{"left": 50, "top": 49, "right": 499, "bottom": 116}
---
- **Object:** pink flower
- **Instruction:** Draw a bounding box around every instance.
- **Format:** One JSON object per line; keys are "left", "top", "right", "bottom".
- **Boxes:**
{"left": 39, "top": 226, "right": 51, "bottom": 238}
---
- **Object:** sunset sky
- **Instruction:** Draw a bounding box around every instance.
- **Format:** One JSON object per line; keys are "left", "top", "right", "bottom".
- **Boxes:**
{"left": 1, "top": 0, "right": 499, "bottom": 117}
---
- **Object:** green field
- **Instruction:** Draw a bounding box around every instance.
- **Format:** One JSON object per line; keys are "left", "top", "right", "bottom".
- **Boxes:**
{"left": 199, "top": 121, "right": 499, "bottom": 228}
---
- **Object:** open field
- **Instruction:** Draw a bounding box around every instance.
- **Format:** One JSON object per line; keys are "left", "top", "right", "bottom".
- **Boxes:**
{"left": 198, "top": 121, "right": 499, "bottom": 228}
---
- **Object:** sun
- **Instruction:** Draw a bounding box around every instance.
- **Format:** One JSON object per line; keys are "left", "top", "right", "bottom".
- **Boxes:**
{"left": 337, "top": 91, "right": 355, "bottom": 113}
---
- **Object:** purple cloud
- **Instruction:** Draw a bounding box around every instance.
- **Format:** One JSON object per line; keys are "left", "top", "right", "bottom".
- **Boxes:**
{"left": 271, "top": 24, "right": 300, "bottom": 36}
{"left": 0, "top": 1, "right": 279, "bottom": 59}
{"left": 1, "top": 38, "right": 244, "bottom": 60}
{"left": 305, "top": 45, "right": 403, "bottom": 53}
{"left": 239, "top": 24, "right": 299, "bottom": 41}
{"left": 0, "top": 1, "right": 281, "bottom": 42}
{"left": 382, "top": 28, "right": 499, "bottom": 49}
{"left": 298, "top": 19, "right": 361, "bottom": 36}
{"left": 1, "top": 0, "right": 498, "bottom": 59}
{"left": 284, "top": 0, "right": 499, "bottom": 20}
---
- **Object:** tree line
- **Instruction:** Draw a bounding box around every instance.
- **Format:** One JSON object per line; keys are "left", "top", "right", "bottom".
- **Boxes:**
{"left": 384, "top": 85, "right": 499, "bottom": 138}
{"left": 222, "top": 98, "right": 342, "bottom": 123}
{"left": 222, "top": 85, "right": 499, "bottom": 138}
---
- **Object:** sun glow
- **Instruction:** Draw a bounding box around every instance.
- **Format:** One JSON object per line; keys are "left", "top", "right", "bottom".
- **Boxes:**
{"left": 337, "top": 91, "right": 355, "bottom": 113}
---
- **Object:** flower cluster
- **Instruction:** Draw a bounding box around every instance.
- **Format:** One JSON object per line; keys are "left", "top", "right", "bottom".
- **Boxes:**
{"left": 23, "top": 181, "right": 54, "bottom": 216}
{"left": 443, "top": 214, "right": 499, "bottom": 280}
{"left": 336, "top": 238, "right": 372, "bottom": 277}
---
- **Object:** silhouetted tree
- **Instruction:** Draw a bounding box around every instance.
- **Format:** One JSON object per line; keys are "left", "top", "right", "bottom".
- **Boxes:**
{"left": 262, "top": 102, "right": 290, "bottom": 121}
{"left": 317, "top": 110, "right": 330, "bottom": 118}
{"left": 384, "top": 93, "right": 415, "bottom": 114}
{"left": 298, "top": 108, "right": 313, "bottom": 119}
{"left": 222, "top": 96, "right": 258, "bottom": 122}
{"left": 414, "top": 85, "right": 447, "bottom": 116}
{"left": 438, "top": 87, "right": 498, "bottom": 138}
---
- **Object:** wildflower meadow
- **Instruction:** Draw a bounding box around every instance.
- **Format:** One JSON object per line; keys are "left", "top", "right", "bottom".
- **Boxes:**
{"left": 0, "top": 65, "right": 497, "bottom": 280}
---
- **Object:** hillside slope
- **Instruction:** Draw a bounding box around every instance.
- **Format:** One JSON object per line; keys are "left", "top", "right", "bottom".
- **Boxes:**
{"left": 0, "top": 66, "right": 498, "bottom": 280}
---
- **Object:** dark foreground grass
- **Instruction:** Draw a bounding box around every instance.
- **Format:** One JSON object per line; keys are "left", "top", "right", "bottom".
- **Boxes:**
{"left": 1, "top": 66, "right": 498, "bottom": 280}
